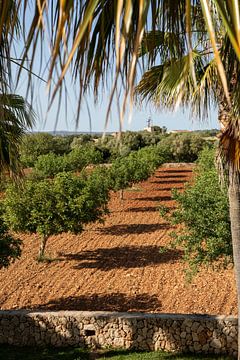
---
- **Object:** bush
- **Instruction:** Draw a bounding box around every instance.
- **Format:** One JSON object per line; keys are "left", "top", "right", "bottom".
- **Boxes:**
{"left": 0, "top": 218, "right": 21, "bottom": 269}
{"left": 66, "top": 145, "right": 104, "bottom": 170}
{"left": 109, "top": 145, "right": 166, "bottom": 198}
{"left": 163, "top": 148, "right": 232, "bottom": 275}
{"left": 33, "top": 145, "right": 104, "bottom": 178}
{"left": 70, "top": 134, "right": 94, "bottom": 148}
{"left": 157, "top": 133, "right": 214, "bottom": 163}
{"left": 34, "top": 153, "right": 68, "bottom": 178}
{"left": 20, "top": 133, "right": 73, "bottom": 167}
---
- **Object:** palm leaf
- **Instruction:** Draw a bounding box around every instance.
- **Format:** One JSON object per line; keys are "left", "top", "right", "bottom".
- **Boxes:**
{"left": 213, "top": 0, "right": 240, "bottom": 60}
{"left": 0, "top": 94, "right": 36, "bottom": 176}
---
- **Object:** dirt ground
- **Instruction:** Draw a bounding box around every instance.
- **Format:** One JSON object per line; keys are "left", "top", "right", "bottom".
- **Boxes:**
{"left": 0, "top": 165, "right": 237, "bottom": 315}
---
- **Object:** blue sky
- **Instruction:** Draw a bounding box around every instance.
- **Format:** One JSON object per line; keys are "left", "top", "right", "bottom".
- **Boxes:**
{"left": 14, "top": 65, "right": 219, "bottom": 133}
{"left": 13, "top": 5, "right": 219, "bottom": 134}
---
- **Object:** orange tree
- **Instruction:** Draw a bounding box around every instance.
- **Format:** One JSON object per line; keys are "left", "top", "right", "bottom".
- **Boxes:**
{"left": 3, "top": 169, "right": 110, "bottom": 260}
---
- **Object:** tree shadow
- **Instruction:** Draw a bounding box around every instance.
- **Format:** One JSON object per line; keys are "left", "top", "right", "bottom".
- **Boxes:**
{"left": 155, "top": 174, "right": 188, "bottom": 179}
{"left": 151, "top": 179, "right": 187, "bottom": 184}
{"left": 162, "top": 169, "right": 192, "bottom": 174}
{"left": 125, "top": 206, "right": 158, "bottom": 213}
{"left": 150, "top": 186, "right": 184, "bottom": 191}
{"left": 98, "top": 223, "right": 171, "bottom": 235}
{"left": 22, "top": 293, "right": 162, "bottom": 312}
{"left": 60, "top": 245, "right": 183, "bottom": 270}
{"left": 135, "top": 196, "right": 172, "bottom": 202}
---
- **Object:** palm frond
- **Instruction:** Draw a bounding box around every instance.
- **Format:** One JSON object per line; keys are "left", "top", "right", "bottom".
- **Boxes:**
{"left": 0, "top": 94, "right": 36, "bottom": 129}
{"left": 0, "top": 0, "right": 20, "bottom": 93}
{"left": 14, "top": 0, "right": 193, "bottom": 123}
{"left": 0, "top": 94, "right": 36, "bottom": 176}
{"left": 0, "top": 0, "right": 239, "bottom": 132}
{"left": 213, "top": 0, "right": 240, "bottom": 61}
{"left": 139, "top": 30, "right": 185, "bottom": 65}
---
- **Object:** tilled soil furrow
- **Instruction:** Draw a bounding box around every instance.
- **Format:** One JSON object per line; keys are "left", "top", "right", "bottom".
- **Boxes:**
{"left": 0, "top": 164, "right": 237, "bottom": 314}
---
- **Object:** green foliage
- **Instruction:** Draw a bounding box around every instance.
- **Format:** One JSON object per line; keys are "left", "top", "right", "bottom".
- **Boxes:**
{"left": 70, "top": 134, "right": 94, "bottom": 148}
{"left": 21, "top": 131, "right": 215, "bottom": 170}
{"left": 34, "top": 153, "right": 68, "bottom": 178}
{"left": 94, "top": 145, "right": 112, "bottom": 162}
{"left": 157, "top": 133, "right": 214, "bottom": 163}
{"left": 51, "top": 136, "right": 74, "bottom": 155}
{"left": 164, "top": 148, "right": 232, "bottom": 274}
{"left": 80, "top": 167, "right": 110, "bottom": 220}
{"left": 66, "top": 145, "right": 104, "bottom": 171}
{"left": 0, "top": 94, "right": 36, "bottom": 176}
{"left": 158, "top": 204, "right": 170, "bottom": 217}
{"left": 121, "top": 131, "right": 145, "bottom": 151}
{"left": 33, "top": 145, "right": 104, "bottom": 178}
{"left": 109, "top": 146, "right": 166, "bottom": 193}
{"left": 0, "top": 217, "right": 21, "bottom": 269}
{"left": 20, "top": 133, "right": 73, "bottom": 167}
{"left": 20, "top": 133, "right": 56, "bottom": 167}
{"left": 140, "top": 131, "right": 162, "bottom": 146}
{"left": 95, "top": 132, "right": 165, "bottom": 162}
{"left": 3, "top": 170, "right": 110, "bottom": 258}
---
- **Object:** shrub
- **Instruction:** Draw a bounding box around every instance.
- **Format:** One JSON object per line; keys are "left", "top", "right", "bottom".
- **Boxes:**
{"left": 20, "top": 133, "right": 73, "bottom": 167}
{"left": 34, "top": 153, "right": 68, "bottom": 178}
{"left": 109, "top": 145, "right": 166, "bottom": 198}
{"left": 33, "top": 145, "right": 105, "bottom": 178}
{"left": 66, "top": 145, "right": 104, "bottom": 171}
{"left": 163, "top": 148, "right": 232, "bottom": 276}
{"left": 157, "top": 133, "right": 214, "bottom": 163}
{"left": 70, "top": 134, "right": 94, "bottom": 148}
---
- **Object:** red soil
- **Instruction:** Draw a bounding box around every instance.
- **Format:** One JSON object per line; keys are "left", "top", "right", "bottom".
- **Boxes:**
{"left": 0, "top": 165, "right": 237, "bottom": 315}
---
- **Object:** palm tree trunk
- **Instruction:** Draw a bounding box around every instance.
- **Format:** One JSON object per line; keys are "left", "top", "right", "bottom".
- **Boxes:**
{"left": 228, "top": 167, "right": 240, "bottom": 359}
{"left": 219, "top": 102, "right": 240, "bottom": 358}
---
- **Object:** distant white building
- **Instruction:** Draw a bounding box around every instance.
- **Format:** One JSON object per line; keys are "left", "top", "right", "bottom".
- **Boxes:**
{"left": 144, "top": 126, "right": 154, "bottom": 133}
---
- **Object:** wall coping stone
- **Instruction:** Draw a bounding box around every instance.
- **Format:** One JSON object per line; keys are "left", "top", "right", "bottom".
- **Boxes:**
{"left": 0, "top": 310, "right": 237, "bottom": 322}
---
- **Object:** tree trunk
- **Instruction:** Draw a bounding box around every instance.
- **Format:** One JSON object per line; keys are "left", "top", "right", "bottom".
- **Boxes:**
{"left": 228, "top": 167, "right": 240, "bottom": 359}
{"left": 219, "top": 99, "right": 240, "bottom": 357}
{"left": 120, "top": 189, "right": 124, "bottom": 200}
{"left": 38, "top": 235, "right": 48, "bottom": 260}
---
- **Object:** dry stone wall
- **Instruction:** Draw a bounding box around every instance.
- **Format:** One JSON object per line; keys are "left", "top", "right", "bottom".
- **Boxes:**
{"left": 0, "top": 311, "right": 237, "bottom": 357}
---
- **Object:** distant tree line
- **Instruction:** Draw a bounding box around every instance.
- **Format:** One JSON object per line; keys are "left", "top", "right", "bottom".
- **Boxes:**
{"left": 19, "top": 130, "right": 216, "bottom": 170}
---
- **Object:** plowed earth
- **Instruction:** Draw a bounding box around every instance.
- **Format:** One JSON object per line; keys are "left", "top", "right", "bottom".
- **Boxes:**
{"left": 0, "top": 165, "right": 237, "bottom": 315}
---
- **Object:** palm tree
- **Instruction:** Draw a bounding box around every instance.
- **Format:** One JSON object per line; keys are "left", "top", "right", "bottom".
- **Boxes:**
{"left": 135, "top": 26, "right": 240, "bottom": 353}
{"left": 0, "top": 0, "right": 20, "bottom": 93}
{"left": 0, "top": 1, "right": 35, "bottom": 175}
{"left": 0, "top": 1, "right": 36, "bottom": 269}
{"left": 0, "top": 93, "right": 36, "bottom": 176}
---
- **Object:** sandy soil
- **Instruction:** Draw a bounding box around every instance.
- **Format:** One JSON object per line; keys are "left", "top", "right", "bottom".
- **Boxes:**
{"left": 0, "top": 165, "right": 237, "bottom": 315}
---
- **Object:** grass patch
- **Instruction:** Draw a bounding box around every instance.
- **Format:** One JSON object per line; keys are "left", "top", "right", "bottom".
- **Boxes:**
{"left": 99, "top": 349, "right": 234, "bottom": 359}
{"left": 0, "top": 346, "right": 234, "bottom": 360}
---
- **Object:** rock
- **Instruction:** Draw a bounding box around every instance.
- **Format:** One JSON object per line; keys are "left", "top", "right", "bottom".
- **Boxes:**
{"left": 210, "top": 338, "right": 222, "bottom": 349}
